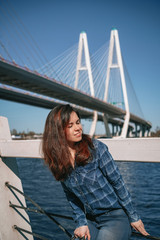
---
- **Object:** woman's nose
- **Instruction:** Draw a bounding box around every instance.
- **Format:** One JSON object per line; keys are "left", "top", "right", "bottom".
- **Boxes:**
{"left": 75, "top": 124, "right": 80, "bottom": 130}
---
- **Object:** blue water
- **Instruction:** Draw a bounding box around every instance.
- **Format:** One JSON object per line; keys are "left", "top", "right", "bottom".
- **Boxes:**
{"left": 16, "top": 158, "right": 160, "bottom": 240}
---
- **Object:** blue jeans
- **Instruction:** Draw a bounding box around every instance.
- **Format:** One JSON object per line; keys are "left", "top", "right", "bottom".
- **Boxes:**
{"left": 87, "top": 209, "right": 131, "bottom": 240}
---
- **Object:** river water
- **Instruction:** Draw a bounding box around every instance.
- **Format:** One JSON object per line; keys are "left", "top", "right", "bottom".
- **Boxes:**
{"left": 17, "top": 158, "right": 160, "bottom": 240}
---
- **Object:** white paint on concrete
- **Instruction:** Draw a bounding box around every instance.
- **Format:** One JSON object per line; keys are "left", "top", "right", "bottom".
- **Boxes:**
{"left": 99, "top": 138, "right": 160, "bottom": 162}
{"left": 0, "top": 137, "right": 159, "bottom": 162}
{"left": 0, "top": 139, "right": 42, "bottom": 158}
{"left": 0, "top": 116, "right": 11, "bottom": 140}
{"left": 0, "top": 116, "right": 33, "bottom": 240}
{"left": 0, "top": 157, "right": 33, "bottom": 240}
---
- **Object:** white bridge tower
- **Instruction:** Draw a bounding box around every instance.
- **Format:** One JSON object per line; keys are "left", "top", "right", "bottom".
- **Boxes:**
{"left": 75, "top": 32, "right": 97, "bottom": 137}
{"left": 104, "top": 28, "right": 130, "bottom": 138}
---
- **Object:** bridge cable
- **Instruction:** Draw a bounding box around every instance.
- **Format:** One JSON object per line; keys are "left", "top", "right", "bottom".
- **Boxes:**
{"left": 91, "top": 42, "right": 109, "bottom": 99}
{"left": 14, "top": 225, "right": 50, "bottom": 240}
{"left": 5, "top": 0, "right": 51, "bottom": 68}
{"left": 10, "top": 203, "right": 160, "bottom": 240}
{"left": 0, "top": 1, "right": 43, "bottom": 70}
{"left": 38, "top": 42, "right": 78, "bottom": 84}
{"left": 122, "top": 55, "right": 145, "bottom": 118}
{"left": 5, "top": 182, "right": 72, "bottom": 239}
{"left": 0, "top": 40, "right": 13, "bottom": 62}
{"left": 0, "top": 4, "right": 36, "bottom": 70}
{"left": 9, "top": 202, "right": 73, "bottom": 220}
{"left": 132, "top": 232, "right": 160, "bottom": 240}
{"left": 0, "top": 0, "right": 58, "bottom": 78}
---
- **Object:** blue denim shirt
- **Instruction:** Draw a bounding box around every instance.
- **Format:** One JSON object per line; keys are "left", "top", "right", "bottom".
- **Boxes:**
{"left": 61, "top": 139, "right": 140, "bottom": 228}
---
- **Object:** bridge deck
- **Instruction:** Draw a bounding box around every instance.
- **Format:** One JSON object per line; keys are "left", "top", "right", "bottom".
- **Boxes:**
{"left": 0, "top": 60, "right": 151, "bottom": 128}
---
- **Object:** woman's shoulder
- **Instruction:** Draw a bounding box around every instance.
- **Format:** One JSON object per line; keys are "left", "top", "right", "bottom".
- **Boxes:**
{"left": 91, "top": 139, "right": 109, "bottom": 160}
{"left": 92, "top": 138, "right": 108, "bottom": 150}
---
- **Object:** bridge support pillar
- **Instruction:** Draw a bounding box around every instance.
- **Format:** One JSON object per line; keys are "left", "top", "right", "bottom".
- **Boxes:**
{"left": 89, "top": 111, "right": 98, "bottom": 137}
{"left": 128, "top": 127, "right": 133, "bottom": 137}
{"left": 144, "top": 128, "right": 148, "bottom": 137}
{"left": 148, "top": 129, "right": 151, "bottom": 137}
{"left": 140, "top": 124, "right": 143, "bottom": 137}
{"left": 103, "top": 114, "right": 111, "bottom": 138}
{"left": 112, "top": 124, "right": 115, "bottom": 136}
{"left": 119, "top": 126, "right": 122, "bottom": 136}
{"left": 134, "top": 124, "right": 137, "bottom": 137}
{"left": 145, "top": 127, "right": 150, "bottom": 137}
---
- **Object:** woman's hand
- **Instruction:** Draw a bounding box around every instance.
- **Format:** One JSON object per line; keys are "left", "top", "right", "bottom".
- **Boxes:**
{"left": 131, "top": 219, "right": 149, "bottom": 236}
{"left": 74, "top": 225, "right": 91, "bottom": 240}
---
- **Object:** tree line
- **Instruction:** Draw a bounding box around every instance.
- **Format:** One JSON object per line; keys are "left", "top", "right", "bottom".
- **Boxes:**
{"left": 10, "top": 126, "right": 160, "bottom": 138}
{"left": 11, "top": 129, "right": 42, "bottom": 139}
{"left": 151, "top": 127, "right": 160, "bottom": 137}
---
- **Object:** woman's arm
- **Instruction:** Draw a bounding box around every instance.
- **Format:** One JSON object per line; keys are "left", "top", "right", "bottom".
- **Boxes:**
{"left": 97, "top": 141, "right": 149, "bottom": 236}
{"left": 98, "top": 141, "right": 139, "bottom": 222}
{"left": 61, "top": 182, "right": 91, "bottom": 239}
{"left": 61, "top": 182, "right": 88, "bottom": 228}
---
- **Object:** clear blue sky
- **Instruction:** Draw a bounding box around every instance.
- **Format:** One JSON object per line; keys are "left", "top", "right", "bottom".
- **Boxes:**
{"left": 0, "top": 0, "right": 160, "bottom": 134}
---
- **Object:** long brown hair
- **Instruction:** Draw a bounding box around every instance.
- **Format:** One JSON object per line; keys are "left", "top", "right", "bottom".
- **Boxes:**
{"left": 42, "top": 104, "right": 93, "bottom": 181}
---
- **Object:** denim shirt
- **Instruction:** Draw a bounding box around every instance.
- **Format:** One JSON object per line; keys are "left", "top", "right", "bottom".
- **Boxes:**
{"left": 61, "top": 139, "right": 140, "bottom": 228}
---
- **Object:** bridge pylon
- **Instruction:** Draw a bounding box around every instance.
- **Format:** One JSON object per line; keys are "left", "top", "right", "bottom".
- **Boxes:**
{"left": 104, "top": 28, "right": 130, "bottom": 138}
{"left": 75, "top": 32, "right": 97, "bottom": 137}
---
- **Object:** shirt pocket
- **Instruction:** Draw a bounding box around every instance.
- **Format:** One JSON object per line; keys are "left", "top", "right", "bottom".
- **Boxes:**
{"left": 80, "top": 161, "right": 98, "bottom": 185}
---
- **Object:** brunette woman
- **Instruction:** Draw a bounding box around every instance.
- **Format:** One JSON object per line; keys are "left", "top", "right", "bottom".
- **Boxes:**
{"left": 42, "top": 104, "right": 149, "bottom": 240}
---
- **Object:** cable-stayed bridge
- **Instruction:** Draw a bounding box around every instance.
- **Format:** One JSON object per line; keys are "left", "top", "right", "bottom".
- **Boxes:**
{"left": 0, "top": 29, "right": 151, "bottom": 138}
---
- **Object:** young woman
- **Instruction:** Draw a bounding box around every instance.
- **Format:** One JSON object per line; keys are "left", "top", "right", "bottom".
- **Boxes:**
{"left": 42, "top": 104, "right": 149, "bottom": 240}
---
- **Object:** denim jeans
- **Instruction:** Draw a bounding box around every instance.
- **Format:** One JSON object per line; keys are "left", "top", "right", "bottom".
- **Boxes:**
{"left": 87, "top": 209, "right": 132, "bottom": 240}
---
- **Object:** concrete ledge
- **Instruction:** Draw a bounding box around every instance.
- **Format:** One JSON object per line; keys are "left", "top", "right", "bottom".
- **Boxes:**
{"left": 0, "top": 138, "right": 160, "bottom": 162}
{"left": 99, "top": 138, "right": 160, "bottom": 162}
{"left": 0, "top": 139, "right": 42, "bottom": 158}
{"left": 0, "top": 157, "right": 33, "bottom": 239}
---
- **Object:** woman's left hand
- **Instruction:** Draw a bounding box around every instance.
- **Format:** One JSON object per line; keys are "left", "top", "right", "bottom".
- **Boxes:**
{"left": 131, "top": 219, "right": 149, "bottom": 236}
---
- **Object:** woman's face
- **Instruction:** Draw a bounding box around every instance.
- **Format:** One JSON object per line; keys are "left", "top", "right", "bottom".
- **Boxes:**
{"left": 65, "top": 111, "right": 82, "bottom": 147}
